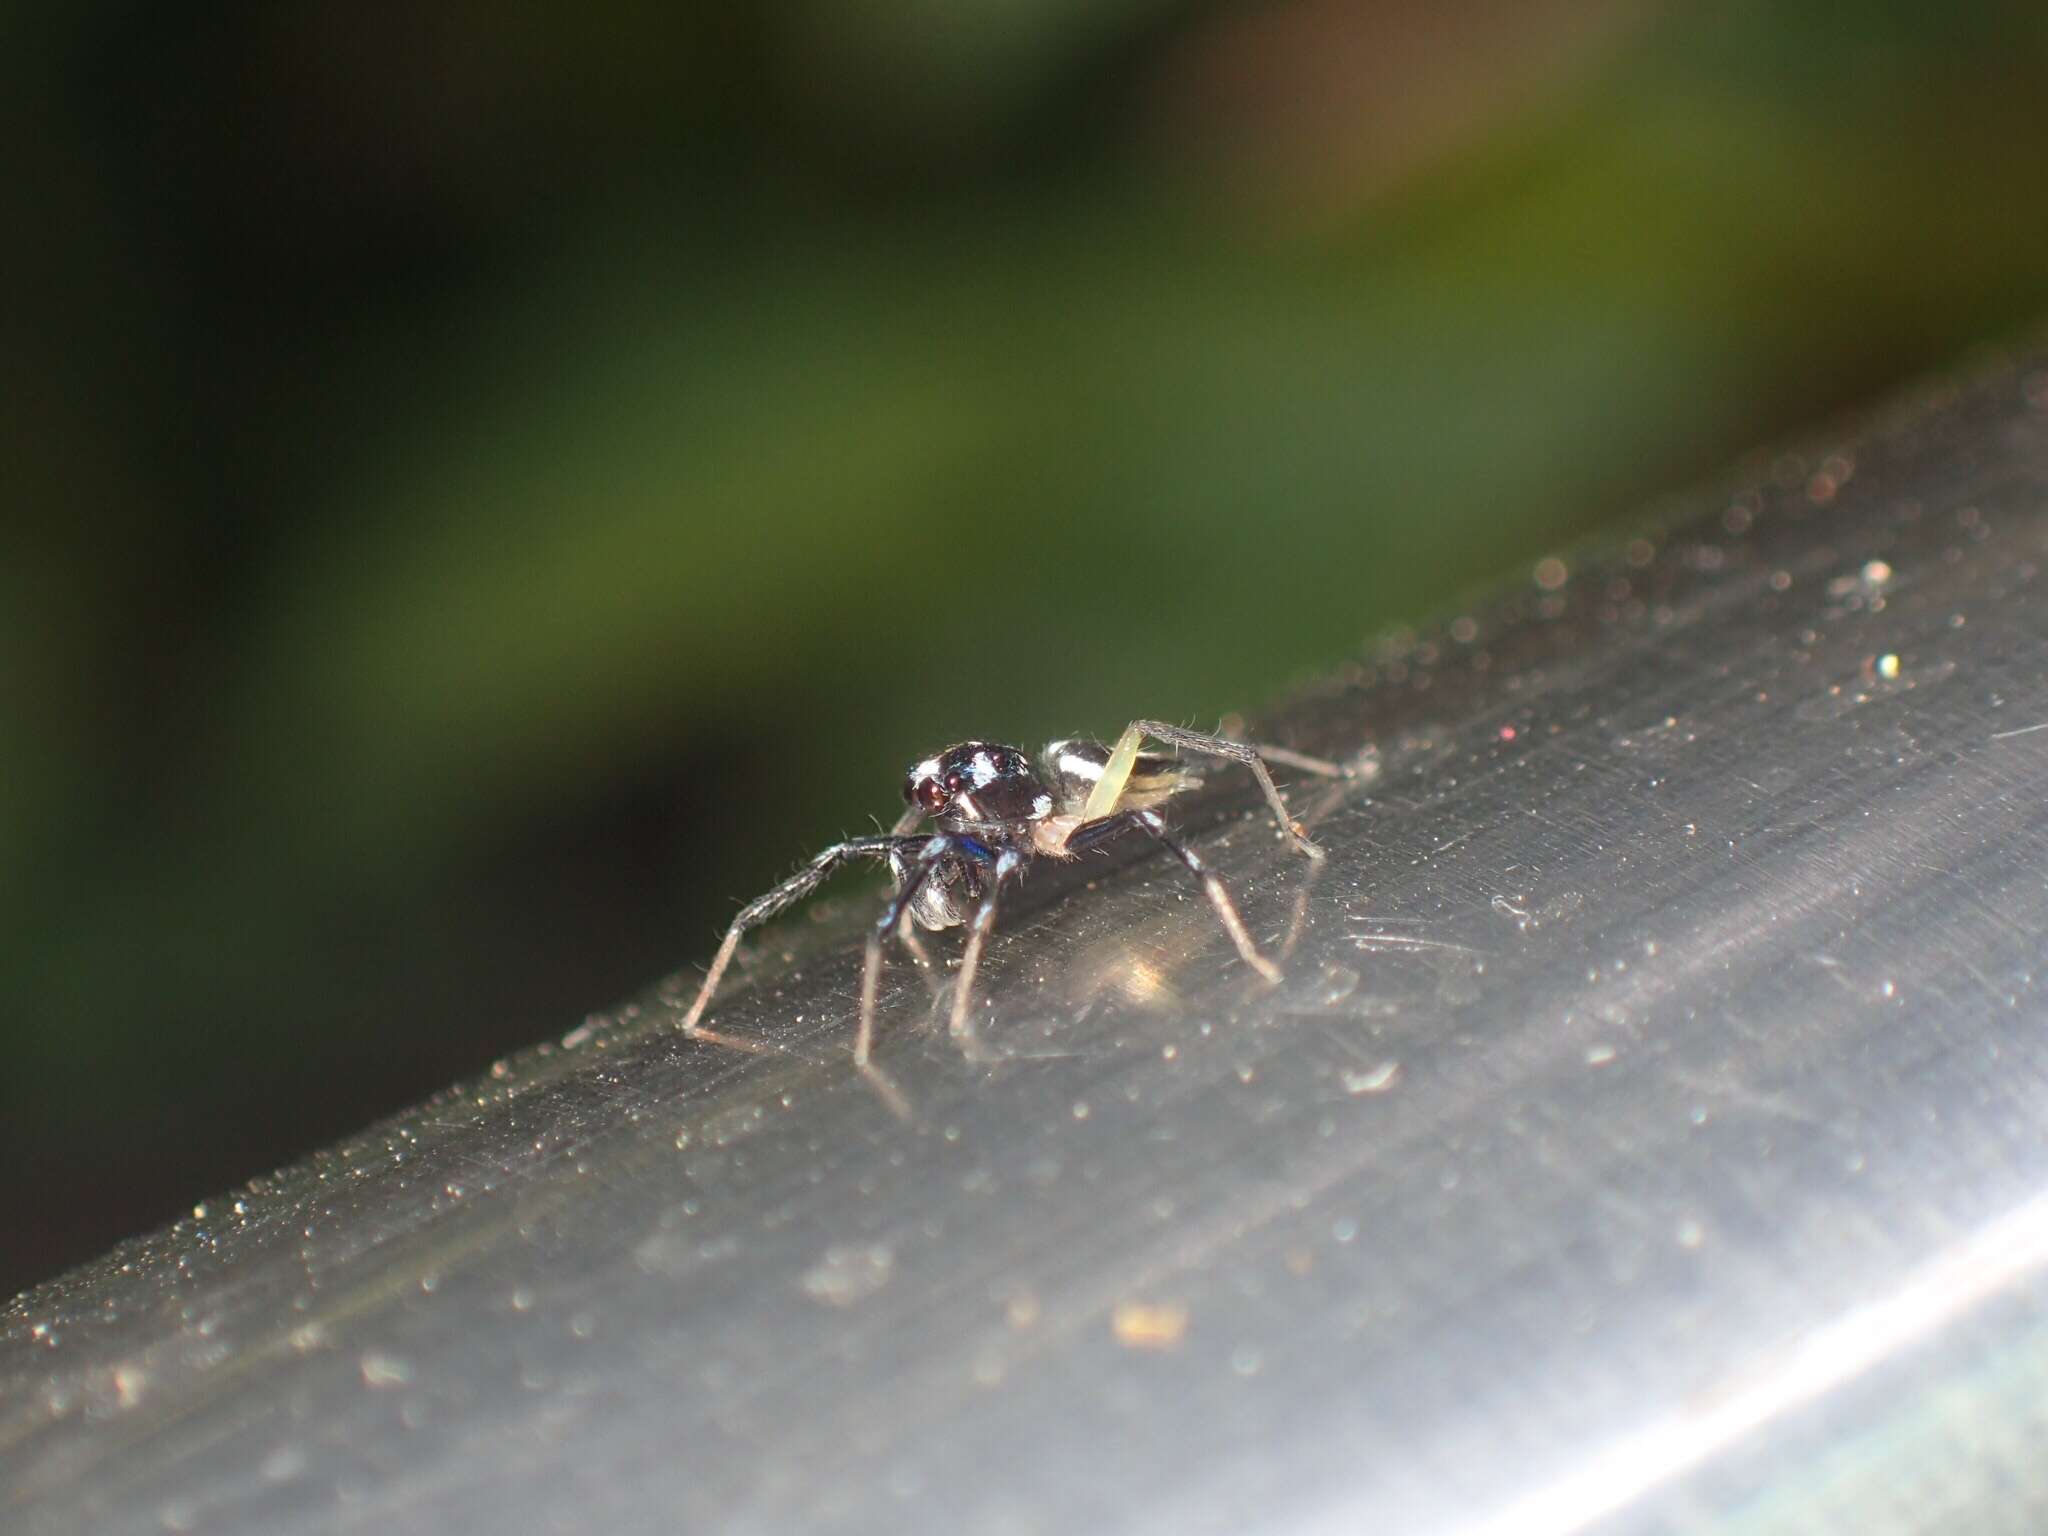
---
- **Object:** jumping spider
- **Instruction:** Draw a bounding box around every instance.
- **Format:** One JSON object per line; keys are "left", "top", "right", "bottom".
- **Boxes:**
{"left": 680, "top": 721, "right": 1350, "bottom": 1064}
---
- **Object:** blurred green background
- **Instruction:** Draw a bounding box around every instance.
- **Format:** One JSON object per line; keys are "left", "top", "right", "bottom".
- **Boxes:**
{"left": 7, "top": 0, "right": 2048, "bottom": 1297}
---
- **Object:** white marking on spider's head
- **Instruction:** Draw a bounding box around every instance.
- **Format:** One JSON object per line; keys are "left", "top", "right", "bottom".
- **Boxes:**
{"left": 913, "top": 757, "right": 944, "bottom": 782}
{"left": 970, "top": 751, "right": 998, "bottom": 787}
{"left": 1031, "top": 793, "right": 1052, "bottom": 817}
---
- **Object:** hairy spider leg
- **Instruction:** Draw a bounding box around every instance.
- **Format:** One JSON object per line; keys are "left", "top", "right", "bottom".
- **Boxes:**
{"left": 682, "top": 833, "right": 925, "bottom": 1048}
{"left": 883, "top": 802, "right": 944, "bottom": 979}
{"left": 1248, "top": 742, "right": 1354, "bottom": 779}
{"left": 1070, "top": 808, "right": 1282, "bottom": 983}
{"left": 1080, "top": 720, "right": 1348, "bottom": 859}
{"left": 853, "top": 835, "right": 963, "bottom": 1065}
{"left": 948, "top": 848, "right": 1024, "bottom": 1042}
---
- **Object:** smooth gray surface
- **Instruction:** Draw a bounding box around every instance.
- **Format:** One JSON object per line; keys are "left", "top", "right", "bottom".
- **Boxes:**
{"left": 8, "top": 351, "right": 2048, "bottom": 1535}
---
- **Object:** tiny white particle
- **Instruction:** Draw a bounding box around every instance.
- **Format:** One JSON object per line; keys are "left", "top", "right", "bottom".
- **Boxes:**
{"left": 1032, "top": 794, "right": 1052, "bottom": 816}
{"left": 360, "top": 1352, "right": 412, "bottom": 1388}
{"left": 802, "top": 1245, "right": 895, "bottom": 1307}
{"left": 1341, "top": 1061, "right": 1401, "bottom": 1095}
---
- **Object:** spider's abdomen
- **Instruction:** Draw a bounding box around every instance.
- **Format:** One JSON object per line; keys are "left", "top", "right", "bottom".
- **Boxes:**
{"left": 1041, "top": 737, "right": 1201, "bottom": 816}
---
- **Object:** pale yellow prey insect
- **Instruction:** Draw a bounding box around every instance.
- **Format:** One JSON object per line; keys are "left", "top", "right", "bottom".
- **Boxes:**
{"left": 680, "top": 721, "right": 1351, "bottom": 1064}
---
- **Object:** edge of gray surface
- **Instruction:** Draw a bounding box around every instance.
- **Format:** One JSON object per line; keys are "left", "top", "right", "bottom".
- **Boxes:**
{"left": 8, "top": 347, "right": 2048, "bottom": 1536}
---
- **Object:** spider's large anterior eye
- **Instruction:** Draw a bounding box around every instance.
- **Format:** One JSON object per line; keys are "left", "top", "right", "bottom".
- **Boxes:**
{"left": 915, "top": 778, "right": 947, "bottom": 811}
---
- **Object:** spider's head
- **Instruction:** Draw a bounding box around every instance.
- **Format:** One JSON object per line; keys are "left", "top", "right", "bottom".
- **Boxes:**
{"left": 904, "top": 741, "right": 1052, "bottom": 826}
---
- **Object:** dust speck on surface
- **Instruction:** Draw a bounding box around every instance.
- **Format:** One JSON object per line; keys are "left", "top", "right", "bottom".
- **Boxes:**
{"left": 360, "top": 1351, "right": 413, "bottom": 1388}
{"left": 1341, "top": 1060, "right": 1401, "bottom": 1096}
{"left": 1111, "top": 1300, "right": 1189, "bottom": 1350}
{"left": 801, "top": 1244, "right": 895, "bottom": 1307}
{"left": 111, "top": 1364, "right": 147, "bottom": 1410}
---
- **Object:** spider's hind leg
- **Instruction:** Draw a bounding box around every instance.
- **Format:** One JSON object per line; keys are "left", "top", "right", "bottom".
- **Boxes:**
{"left": 1084, "top": 720, "right": 1350, "bottom": 860}
{"left": 1070, "top": 809, "right": 1282, "bottom": 983}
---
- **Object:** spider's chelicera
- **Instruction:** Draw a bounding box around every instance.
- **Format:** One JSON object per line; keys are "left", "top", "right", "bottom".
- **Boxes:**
{"left": 680, "top": 721, "right": 1348, "bottom": 1064}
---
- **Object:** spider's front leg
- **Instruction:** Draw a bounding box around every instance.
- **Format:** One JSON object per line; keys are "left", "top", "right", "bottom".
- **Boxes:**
{"left": 853, "top": 835, "right": 963, "bottom": 1065}
{"left": 946, "top": 848, "right": 1023, "bottom": 1045}
{"left": 1082, "top": 720, "right": 1352, "bottom": 859}
{"left": 681, "top": 833, "right": 922, "bottom": 1051}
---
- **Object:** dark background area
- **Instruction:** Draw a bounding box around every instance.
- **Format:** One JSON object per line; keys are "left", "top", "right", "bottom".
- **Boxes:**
{"left": 7, "top": 0, "right": 2048, "bottom": 1300}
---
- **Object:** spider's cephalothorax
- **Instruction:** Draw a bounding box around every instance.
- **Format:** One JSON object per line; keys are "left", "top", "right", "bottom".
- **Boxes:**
{"left": 891, "top": 742, "right": 1036, "bottom": 933}
{"left": 680, "top": 721, "right": 1350, "bottom": 1067}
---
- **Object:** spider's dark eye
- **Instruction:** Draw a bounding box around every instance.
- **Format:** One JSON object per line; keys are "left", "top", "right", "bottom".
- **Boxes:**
{"left": 914, "top": 777, "right": 947, "bottom": 811}
{"left": 944, "top": 771, "right": 966, "bottom": 793}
